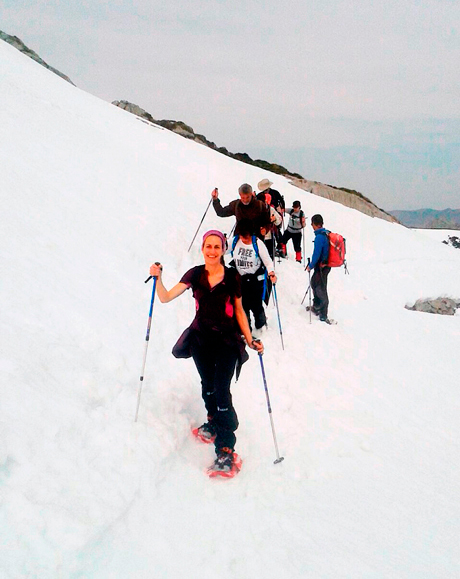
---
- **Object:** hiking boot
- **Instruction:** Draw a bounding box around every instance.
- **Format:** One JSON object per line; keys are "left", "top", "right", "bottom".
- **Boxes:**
{"left": 306, "top": 306, "right": 319, "bottom": 316}
{"left": 207, "top": 448, "right": 243, "bottom": 478}
{"left": 192, "top": 422, "right": 216, "bottom": 444}
{"left": 279, "top": 243, "right": 287, "bottom": 258}
{"left": 209, "top": 447, "right": 234, "bottom": 472}
{"left": 319, "top": 315, "right": 328, "bottom": 322}
{"left": 295, "top": 251, "right": 302, "bottom": 263}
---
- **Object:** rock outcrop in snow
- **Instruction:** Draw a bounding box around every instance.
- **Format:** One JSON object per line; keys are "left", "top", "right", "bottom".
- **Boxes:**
{"left": 0, "top": 31, "right": 75, "bottom": 85}
{"left": 288, "top": 177, "right": 398, "bottom": 224}
{"left": 406, "top": 297, "right": 459, "bottom": 315}
{"left": 112, "top": 99, "right": 397, "bottom": 224}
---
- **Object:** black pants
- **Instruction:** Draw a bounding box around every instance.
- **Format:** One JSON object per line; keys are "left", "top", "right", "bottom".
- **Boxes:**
{"left": 241, "top": 274, "right": 266, "bottom": 330}
{"left": 264, "top": 238, "right": 276, "bottom": 260}
{"left": 281, "top": 230, "right": 302, "bottom": 252}
{"left": 311, "top": 266, "right": 331, "bottom": 318}
{"left": 190, "top": 332, "right": 239, "bottom": 451}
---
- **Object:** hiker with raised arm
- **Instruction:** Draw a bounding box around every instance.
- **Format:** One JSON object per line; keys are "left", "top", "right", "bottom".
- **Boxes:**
{"left": 211, "top": 183, "right": 270, "bottom": 238}
{"left": 149, "top": 230, "right": 263, "bottom": 477}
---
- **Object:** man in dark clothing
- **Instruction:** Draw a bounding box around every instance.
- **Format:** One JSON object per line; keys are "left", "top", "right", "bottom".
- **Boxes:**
{"left": 257, "top": 178, "right": 285, "bottom": 247}
{"left": 306, "top": 214, "right": 331, "bottom": 322}
{"left": 211, "top": 183, "right": 270, "bottom": 237}
{"left": 257, "top": 178, "right": 285, "bottom": 214}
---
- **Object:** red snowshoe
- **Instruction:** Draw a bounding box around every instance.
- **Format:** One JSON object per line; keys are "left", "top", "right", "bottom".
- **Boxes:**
{"left": 207, "top": 448, "right": 242, "bottom": 479}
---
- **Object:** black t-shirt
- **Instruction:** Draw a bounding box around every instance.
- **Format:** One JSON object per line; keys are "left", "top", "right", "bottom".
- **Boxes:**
{"left": 268, "top": 188, "right": 285, "bottom": 210}
{"left": 180, "top": 265, "right": 242, "bottom": 334}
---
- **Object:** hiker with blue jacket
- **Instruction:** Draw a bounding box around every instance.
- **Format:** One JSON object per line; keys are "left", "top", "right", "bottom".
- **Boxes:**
{"left": 230, "top": 219, "right": 277, "bottom": 331}
{"left": 306, "top": 214, "right": 331, "bottom": 322}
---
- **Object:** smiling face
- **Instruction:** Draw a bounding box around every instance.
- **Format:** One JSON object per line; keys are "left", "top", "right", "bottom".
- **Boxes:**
{"left": 202, "top": 234, "right": 224, "bottom": 265}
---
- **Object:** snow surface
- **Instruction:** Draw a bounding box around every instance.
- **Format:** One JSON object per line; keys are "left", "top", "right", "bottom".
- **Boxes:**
{"left": 1, "top": 40, "right": 460, "bottom": 578}
{"left": 415, "top": 229, "right": 460, "bottom": 243}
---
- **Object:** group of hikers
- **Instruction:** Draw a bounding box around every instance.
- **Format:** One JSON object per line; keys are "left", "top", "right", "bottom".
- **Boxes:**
{"left": 149, "top": 179, "right": 332, "bottom": 476}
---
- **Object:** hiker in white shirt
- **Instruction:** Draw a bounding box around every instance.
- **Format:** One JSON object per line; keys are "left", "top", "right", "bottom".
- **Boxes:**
{"left": 230, "top": 219, "right": 277, "bottom": 330}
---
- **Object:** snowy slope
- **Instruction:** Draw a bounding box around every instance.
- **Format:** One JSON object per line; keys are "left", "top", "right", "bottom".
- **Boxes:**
{"left": 415, "top": 228, "right": 460, "bottom": 243}
{"left": 1, "top": 39, "right": 460, "bottom": 578}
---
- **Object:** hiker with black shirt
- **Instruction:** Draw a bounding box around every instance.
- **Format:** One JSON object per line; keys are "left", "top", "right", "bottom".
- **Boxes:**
{"left": 257, "top": 178, "right": 285, "bottom": 214}
{"left": 211, "top": 183, "right": 270, "bottom": 237}
{"left": 306, "top": 214, "right": 331, "bottom": 322}
{"left": 256, "top": 192, "right": 283, "bottom": 259}
{"left": 258, "top": 178, "right": 285, "bottom": 244}
{"left": 149, "top": 230, "right": 263, "bottom": 476}
{"left": 279, "top": 200, "right": 306, "bottom": 262}
{"left": 231, "top": 219, "right": 277, "bottom": 331}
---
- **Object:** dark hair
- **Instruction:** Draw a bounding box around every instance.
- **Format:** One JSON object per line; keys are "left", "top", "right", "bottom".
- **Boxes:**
{"left": 311, "top": 214, "right": 323, "bottom": 226}
{"left": 293, "top": 200, "right": 301, "bottom": 208}
{"left": 238, "top": 183, "right": 253, "bottom": 195}
{"left": 256, "top": 192, "right": 266, "bottom": 203}
{"left": 237, "top": 218, "right": 254, "bottom": 237}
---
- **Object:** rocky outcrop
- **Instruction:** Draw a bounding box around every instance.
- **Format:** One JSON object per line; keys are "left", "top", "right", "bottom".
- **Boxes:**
{"left": 112, "top": 100, "right": 156, "bottom": 123}
{"left": 112, "top": 100, "right": 400, "bottom": 224}
{"left": 288, "top": 178, "right": 398, "bottom": 223}
{"left": 111, "top": 100, "right": 303, "bottom": 178}
{"left": 405, "top": 298, "right": 459, "bottom": 315}
{"left": 443, "top": 235, "right": 460, "bottom": 249}
{"left": 0, "top": 31, "right": 75, "bottom": 85}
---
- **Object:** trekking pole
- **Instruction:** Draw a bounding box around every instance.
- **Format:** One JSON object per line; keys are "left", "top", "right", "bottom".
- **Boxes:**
{"left": 187, "top": 195, "right": 213, "bottom": 252}
{"left": 308, "top": 261, "right": 312, "bottom": 324}
{"left": 254, "top": 342, "right": 284, "bottom": 465}
{"left": 302, "top": 228, "right": 306, "bottom": 267}
{"left": 301, "top": 283, "right": 310, "bottom": 305}
{"left": 135, "top": 265, "right": 160, "bottom": 422}
{"left": 272, "top": 284, "right": 285, "bottom": 350}
{"left": 300, "top": 259, "right": 311, "bottom": 306}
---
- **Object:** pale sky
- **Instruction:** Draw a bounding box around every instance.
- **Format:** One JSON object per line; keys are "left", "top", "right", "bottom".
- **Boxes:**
{"left": 2, "top": 0, "right": 459, "bottom": 210}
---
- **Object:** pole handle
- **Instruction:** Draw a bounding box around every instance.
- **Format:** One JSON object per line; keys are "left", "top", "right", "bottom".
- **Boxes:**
{"left": 145, "top": 262, "right": 162, "bottom": 283}
{"left": 253, "top": 338, "right": 263, "bottom": 356}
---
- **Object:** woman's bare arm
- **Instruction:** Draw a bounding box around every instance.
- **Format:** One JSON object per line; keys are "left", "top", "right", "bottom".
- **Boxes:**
{"left": 149, "top": 263, "right": 188, "bottom": 303}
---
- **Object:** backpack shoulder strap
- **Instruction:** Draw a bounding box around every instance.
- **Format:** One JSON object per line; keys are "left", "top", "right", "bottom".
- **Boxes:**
{"left": 231, "top": 235, "right": 239, "bottom": 256}
{"left": 251, "top": 235, "right": 260, "bottom": 259}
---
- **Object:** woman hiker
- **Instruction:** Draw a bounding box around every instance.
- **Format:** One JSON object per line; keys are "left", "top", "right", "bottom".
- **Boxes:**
{"left": 149, "top": 230, "right": 263, "bottom": 477}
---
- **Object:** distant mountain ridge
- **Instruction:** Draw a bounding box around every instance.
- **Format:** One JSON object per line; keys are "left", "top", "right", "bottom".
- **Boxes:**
{"left": 389, "top": 208, "right": 460, "bottom": 229}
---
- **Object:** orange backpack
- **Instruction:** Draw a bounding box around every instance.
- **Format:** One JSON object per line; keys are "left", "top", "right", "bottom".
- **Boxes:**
{"left": 322, "top": 231, "right": 348, "bottom": 272}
